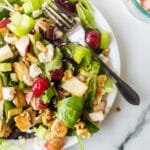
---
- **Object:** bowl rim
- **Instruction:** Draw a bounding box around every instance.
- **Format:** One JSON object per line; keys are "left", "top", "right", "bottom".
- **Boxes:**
{"left": 131, "top": 0, "right": 150, "bottom": 18}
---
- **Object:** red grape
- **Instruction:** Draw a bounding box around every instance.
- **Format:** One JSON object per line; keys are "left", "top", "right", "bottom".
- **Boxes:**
{"left": 32, "top": 77, "right": 50, "bottom": 96}
{"left": 85, "top": 30, "right": 101, "bottom": 50}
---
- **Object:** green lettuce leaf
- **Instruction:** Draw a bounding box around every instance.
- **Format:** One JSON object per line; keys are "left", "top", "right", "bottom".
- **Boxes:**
{"left": 104, "top": 75, "right": 115, "bottom": 93}
{"left": 45, "top": 47, "right": 63, "bottom": 74}
{"left": 76, "top": 0, "right": 96, "bottom": 30}
{"left": 41, "top": 87, "right": 55, "bottom": 104}
{"left": 58, "top": 96, "right": 85, "bottom": 128}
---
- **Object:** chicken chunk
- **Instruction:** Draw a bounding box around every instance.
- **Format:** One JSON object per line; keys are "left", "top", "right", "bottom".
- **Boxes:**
{"left": 15, "top": 107, "right": 36, "bottom": 132}
{"left": 0, "top": 119, "right": 11, "bottom": 138}
{"left": 13, "top": 89, "right": 26, "bottom": 108}
{"left": 13, "top": 62, "right": 33, "bottom": 86}
{"left": 51, "top": 119, "right": 68, "bottom": 138}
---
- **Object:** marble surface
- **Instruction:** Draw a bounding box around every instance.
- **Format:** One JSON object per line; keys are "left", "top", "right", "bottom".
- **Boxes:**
{"left": 68, "top": 0, "right": 150, "bottom": 150}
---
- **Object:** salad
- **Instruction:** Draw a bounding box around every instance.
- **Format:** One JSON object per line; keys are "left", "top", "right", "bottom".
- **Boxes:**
{"left": 0, "top": 0, "right": 115, "bottom": 150}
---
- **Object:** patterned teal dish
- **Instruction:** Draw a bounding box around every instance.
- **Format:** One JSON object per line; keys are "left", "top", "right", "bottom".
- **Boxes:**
{"left": 124, "top": 0, "right": 150, "bottom": 22}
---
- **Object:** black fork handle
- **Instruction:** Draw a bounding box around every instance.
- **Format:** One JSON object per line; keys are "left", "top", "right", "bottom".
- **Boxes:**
{"left": 92, "top": 51, "right": 140, "bottom": 105}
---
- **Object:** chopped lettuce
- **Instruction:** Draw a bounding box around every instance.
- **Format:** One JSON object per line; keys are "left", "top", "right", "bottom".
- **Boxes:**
{"left": 104, "top": 75, "right": 115, "bottom": 93}
{"left": 23, "top": 0, "right": 43, "bottom": 14}
{"left": 90, "top": 61, "right": 100, "bottom": 75}
{"left": 58, "top": 96, "right": 85, "bottom": 128}
{"left": 76, "top": 0, "right": 96, "bottom": 30}
{"left": 83, "top": 112, "right": 99, "bottom": 134}
{"left": 45, "top": 47, "right": 63, "bottom": 73}
{"left": 73, "top": 46, "right": 91, "bottom": 64}
{"left": 62, "top": 43, "right": 76, "bottom": 56}
{"left": 29, "top": 33, "right": 41, "bottom": 55}
{"left": 35, "top": 125, "right": 48, "bottom": 139}
{"left": 41, "top": 87, "right": 55, "bottom": 104}
{"left": 85, "top": 74, "right": 97, "bottom": 110}
{"left": 0, "top": 9, "right": 9, "bottom": 19}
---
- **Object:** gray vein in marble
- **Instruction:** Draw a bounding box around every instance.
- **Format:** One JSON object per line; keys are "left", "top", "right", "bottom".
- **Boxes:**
{"left": 118, "top": 104, "right": 150, "bottom": 150}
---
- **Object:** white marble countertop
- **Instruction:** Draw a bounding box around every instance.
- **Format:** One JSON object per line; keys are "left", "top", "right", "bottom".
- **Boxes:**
{"left": 68, "top": 0, "right": 150, "bottom": 150}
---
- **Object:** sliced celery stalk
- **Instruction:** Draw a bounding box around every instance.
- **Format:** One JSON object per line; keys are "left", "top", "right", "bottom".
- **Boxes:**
{"left": 23, "top": 0, "right": 42, "bottom": 14}
{"left": 19, "top": 81, "right": 25, "bottom": 90}
{"left": 0, "top": 63, "right": 12, "bottom": 72}
{"left": 10, "top": 73, "right": 18, "bottom": 82}
{"left": 100, "top": 32, "right": 109, "bottom": 49}
{"left": 8, "top": 13, "right": 35, "bottom": 36}
{"left": 0, "top": 72, "right": 8, "bottom": 86}
{"left": 4, "top": 100, "right": 15, "bottom": 119}
{"left": 7, "top": 108, "right": 22, "bottom": 121}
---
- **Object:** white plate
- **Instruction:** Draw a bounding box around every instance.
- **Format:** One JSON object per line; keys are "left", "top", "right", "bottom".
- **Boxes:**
{"left": 4, "top": 3, "right": 121, "bottom": 150}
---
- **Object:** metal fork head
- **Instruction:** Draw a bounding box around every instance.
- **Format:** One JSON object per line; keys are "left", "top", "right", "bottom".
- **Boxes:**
{"left": 42, "top": 2, "right": 76, "bottom": 32}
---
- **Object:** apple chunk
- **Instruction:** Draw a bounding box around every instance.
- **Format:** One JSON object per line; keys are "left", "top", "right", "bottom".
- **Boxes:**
{"left": 61, "top": 77, "right": 88, "bottom": 97}
{"left": 15, "top": 36, "right": 30, "bottom": 57}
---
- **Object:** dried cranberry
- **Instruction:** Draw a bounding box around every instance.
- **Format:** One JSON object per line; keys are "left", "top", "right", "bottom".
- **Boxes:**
{"left": 0, "top": 19, "right": 10, "bottom": 28}
{"left": 54, "top": 0, "right": 76, "bottom": 14}
{"left": 32, "top": 77, "right": 50, "bottom": 96}
{"left": 62, "top": 54, "right": 78, "bottom": 68}
{"left": 85, "top": 30, "right": 101, "bottom": 50}
{"left": 56, "top": 87, "right": 64, "bottom": 99}
{"left": 30, "top": 29, "right": 36, "bottom": 35}
{"left": 49, "top": 96, "right": 58, "bottom": 111}
{"left": 39, "top": 26, "right": 57, "bottom": 42}
{"left": 51, "top": 68, "right": 64, "bottom": 81}
{"left": 35, "top": 97, "right": 48, "bottom": 110}
{"left": 7, "top": 126, "right": 35, "bottom": 139}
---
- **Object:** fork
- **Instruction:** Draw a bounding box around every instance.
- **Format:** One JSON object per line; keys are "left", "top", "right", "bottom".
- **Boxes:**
{"left": 42, "top": 3, "right": 140, "bottom": 105}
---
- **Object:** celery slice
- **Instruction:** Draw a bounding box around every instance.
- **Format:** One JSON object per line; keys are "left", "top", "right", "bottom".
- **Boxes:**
{"left": 35, "top": 125, "right": 47, "bottom": 139}
{"left": 10, "top": 73, "right": 18, "bottom": 82}
{"left": 0, "top": 63, "right": 12, "bottom": 72}
{"left": 100, "top": 32, "right": 109, "bottom": 49}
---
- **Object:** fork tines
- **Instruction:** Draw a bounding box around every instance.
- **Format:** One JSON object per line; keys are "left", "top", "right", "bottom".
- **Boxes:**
{"left": 43, "top": 3, "right": 75, "bottom": 32}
